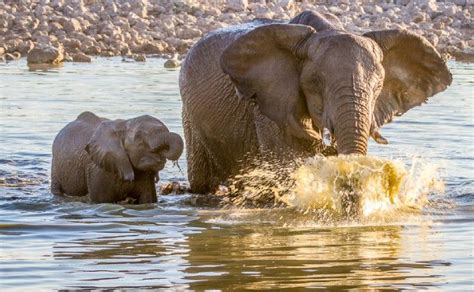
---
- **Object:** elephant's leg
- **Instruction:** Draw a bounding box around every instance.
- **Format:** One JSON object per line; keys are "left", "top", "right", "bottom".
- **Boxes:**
{"left": 184, "top": 118, "right": 214, "bottom": 194}
{"left": 131, "top": 173, "right": 157, "bottom": 204}
{"left": 87, "top": 166, "right": 121, "bottom": 203}
{"left": 50, "top": 176, "right": 63, "bottom": 195}
{"left": 50, "top": 158, "right": 64, "bottom": 195}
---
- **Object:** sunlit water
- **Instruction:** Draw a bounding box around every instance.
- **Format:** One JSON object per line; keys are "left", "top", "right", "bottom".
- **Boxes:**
{"left": 0, "top": 58, "right": 472, "bottom": 290}
{"left": 283, "top": 155, "right": 444, "bottom": 215}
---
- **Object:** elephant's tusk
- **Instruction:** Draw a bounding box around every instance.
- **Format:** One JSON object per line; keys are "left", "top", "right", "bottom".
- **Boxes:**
{"left": 371, "top": 130, "right": 389, "bottom": 144}
{"left": 323, "top": 128, "right": 332, "bottom": 146}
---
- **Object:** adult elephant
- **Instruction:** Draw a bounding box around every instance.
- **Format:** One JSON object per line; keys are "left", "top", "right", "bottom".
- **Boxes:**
{"left": 179, "top": 11, "right": 452, "bottom": 193}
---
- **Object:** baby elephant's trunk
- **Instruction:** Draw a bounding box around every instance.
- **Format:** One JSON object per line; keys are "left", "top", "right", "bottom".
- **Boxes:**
{"left": 152, "top": 132, "right": 184, "bottom": 161}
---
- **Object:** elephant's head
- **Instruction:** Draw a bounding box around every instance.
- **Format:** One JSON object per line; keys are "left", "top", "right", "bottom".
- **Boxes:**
{"left": 85, "top": 115, "right": 184, "bottom": 181}
{"left": 221, "top": 21, "right": 452, "bottom": 155}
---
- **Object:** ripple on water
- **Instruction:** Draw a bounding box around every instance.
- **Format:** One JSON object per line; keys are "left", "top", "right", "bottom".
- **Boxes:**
{"left": 0, "top": 59, "right": 472, "bottom": 290}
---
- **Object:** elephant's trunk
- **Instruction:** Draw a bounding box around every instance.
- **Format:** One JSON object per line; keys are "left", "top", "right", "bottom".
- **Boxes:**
{"left": 329, "top": 92, "right": 371, "bottom": 217}
{"left": 332, "top": 92, "right": 371, "bottom": 155}
{"left": 150, "top": 132, "right": 184, "bottom": 161}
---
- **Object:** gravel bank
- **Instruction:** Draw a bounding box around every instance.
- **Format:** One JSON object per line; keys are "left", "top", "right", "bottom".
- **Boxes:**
{"left": 0, "top": 0, "right": 472, "bottom": 63}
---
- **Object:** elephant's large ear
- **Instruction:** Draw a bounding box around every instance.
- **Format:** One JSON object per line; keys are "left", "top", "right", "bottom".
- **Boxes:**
{"left": 85, "top": 120, "right": 135, "bottom": 181}
{"left": 364, "top": 29, "right": 452, "bottom": 129}
{"left": 220, "top": 24, "right": 321, "bottom": 140}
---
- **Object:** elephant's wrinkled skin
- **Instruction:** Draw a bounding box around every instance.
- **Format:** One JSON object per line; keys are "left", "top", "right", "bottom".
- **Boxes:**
{"left": 51, "top": 111, "right": 184, "bottom": 204}
{"left": 180, "top": 11, "right": 452, "bottom": 193}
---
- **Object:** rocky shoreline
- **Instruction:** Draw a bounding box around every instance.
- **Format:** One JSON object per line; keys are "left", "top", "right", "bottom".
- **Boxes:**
{"left": 0, "top": 0, "right": 472, "bottom": 65}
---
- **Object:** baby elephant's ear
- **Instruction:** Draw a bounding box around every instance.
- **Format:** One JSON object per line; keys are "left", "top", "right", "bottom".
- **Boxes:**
{"left": 85, "top": 120, "right": 134, "bottom": 181}
{"left": 364, "top": 29, "right": 452, "bottom": 129}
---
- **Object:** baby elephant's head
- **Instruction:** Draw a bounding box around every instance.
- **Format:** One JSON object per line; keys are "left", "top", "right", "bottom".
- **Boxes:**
{"left": 85, "top": 115, "right": 184, "bottom": 181}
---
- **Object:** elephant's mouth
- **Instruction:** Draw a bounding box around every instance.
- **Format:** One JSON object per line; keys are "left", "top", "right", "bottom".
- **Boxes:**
{"left": 138, "top": 155, "right": 166, "bottom": 172}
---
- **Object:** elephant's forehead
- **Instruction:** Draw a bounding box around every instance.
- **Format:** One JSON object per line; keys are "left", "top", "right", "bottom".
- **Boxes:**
{"left": 136, "top": 121, "right": 166, "bottom": 131}
{"left": 128, "top": 116, "right": 166, "bottom": 129}
{"left": 323, "top": 34, "right": 371, "bottom": 52}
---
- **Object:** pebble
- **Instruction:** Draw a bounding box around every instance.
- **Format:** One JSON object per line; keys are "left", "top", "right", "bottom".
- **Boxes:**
{"left": 160, "top": 181, "right": 188, "bottom": 195}
{"left": 27, "top": 44, "right": 63, "bottom": 65}
{"left": 133, "top": 54, "right": 146, "bottom": 62}
{"left": 5, "top": 52, "right": 21, "bottom": 61}
{"left": 71, "top": 52, "right": 92, "bottom": 62}
{"left": 164, "top": 58, "right": 180, "bottom": 68}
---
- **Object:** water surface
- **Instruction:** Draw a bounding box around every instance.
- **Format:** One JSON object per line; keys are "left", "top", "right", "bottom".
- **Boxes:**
{"left": 0, "top": 58, "right": 472, "bottom": 290}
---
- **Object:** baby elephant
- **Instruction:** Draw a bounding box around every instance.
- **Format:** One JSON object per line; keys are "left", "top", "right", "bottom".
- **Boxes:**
{"left": 51, "top": 111, "right": 184, "bottom": 204}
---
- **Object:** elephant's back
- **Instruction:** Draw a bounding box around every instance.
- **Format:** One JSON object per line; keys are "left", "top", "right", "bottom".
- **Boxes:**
{"left": 179, "top": 22, "right": 263, "bottom": 146}
{"left": 52, "top": 113, "right": 102, "bottom": 159}
{"left": 51, "top": 116, "right": 101, "bottom": 196}
{"left": 180, "top": 24, "right": 247, "bottom": 101}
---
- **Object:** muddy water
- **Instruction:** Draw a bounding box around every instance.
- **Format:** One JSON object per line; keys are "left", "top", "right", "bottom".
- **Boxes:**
{"left": 0, "top": 59, "right": 472, "bottom": 290}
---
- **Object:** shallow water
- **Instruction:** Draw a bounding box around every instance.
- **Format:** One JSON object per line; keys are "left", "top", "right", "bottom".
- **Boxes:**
{"left": 0, "top": 58, "right": 472, "bottom": 290}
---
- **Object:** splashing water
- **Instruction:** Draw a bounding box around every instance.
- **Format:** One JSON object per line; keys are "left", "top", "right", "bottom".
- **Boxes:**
{"left": 227, "top": 155, "right": 444, "bottom": 219}
{"left": 280, "top": 155, "right": 444, "bottom": 217}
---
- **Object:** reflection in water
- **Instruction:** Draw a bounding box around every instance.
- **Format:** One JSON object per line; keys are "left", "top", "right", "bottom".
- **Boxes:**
{"left": 188, "top": 210, "right": 457, "bottom": 290}
{"left": 35, "top": 207, "right": 452, "bottom": 290}
{"left": 184, "top": 219, "right": 407, "bottom": 290}
{"left": 27, "top": 63, "right": 64, "bottom": 72}
{"left": 0, "top": 59, "right": 472, "bottom": 290}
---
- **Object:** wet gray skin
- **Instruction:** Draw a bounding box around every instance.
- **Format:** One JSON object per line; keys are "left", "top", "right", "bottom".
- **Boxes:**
{"left": 180, "top": 11, "right": 452, "bottom": 194}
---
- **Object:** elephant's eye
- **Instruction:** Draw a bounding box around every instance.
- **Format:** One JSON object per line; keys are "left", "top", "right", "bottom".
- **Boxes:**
{"left": 134, "top": 131, "right": 144, "bottom": 141}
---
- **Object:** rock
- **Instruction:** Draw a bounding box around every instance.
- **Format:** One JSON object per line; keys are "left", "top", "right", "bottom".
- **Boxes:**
{"left": 51, "top": 0, "right": 65, "bottom": 8}
{"left": 140, "top": 42, "right": 166, "bottom": 54}
{"left": 48, "top": 22, "right": 64, "bottom": 33}
{"left": 64, "top": 38, "right": 81, "bottom": 51}
{"left": 452, "top": 0, "right": 474, "bottom": 5}
{"left": 164, "top": 58, "right": 180, "bottom": 68}
{"left": 83, "top": 45, "right": 101, "bottom": 55}
{"left": 160, "top": 182, "right": 187, "bottom": 195}
{"left": 18, "top": 40, "right": 34, "bottom": 56}
{"left": 27, "top": 44, "right": 64, "bottom": 65}
{"left": 130, "top": 0, "right": 148, "bottom": 18}
{"left": 450, "top": 49, "right": 474, "bottom": 63}
{"left": 100, "top": 50, "right": 115, "bottom": 57}
{"left": 276, "top": 0, "right": 295, "bottom": 10}
{"left": 364, "top": 5, "right": 383, "bottom": 14}
{"left": 441, "top": 4, "right": 458, "bottom": 17}
{"left": 133, "top": 54, "right": 146, "bottom": 62}
{"left": 119, "top": 45, "right": 131, "bottom": 56}
{"left": 176, "top": 27, "right": 202, "bottom": 40}
{"left": 395, "top": 0, "right": 411, "bottom": 4}
{"left": 248, "top": 3, "right": 273, "bottom": 18}
{"left": 226, "top": 0, "right": 248, "bottom": 12}
{"left": 63, "top": 54, "right": 73, "bottom": 62}
{"left": 413, "top": 12, "right": 428, "bottom": 23}
{"left": 410, "top": 0, "right": 438, "bottom": 16}
{"left": 71, "top": 52, "right": 92, "bottom": 62}
{"left": 426, "top": 34, "right": 439, "bottom": 46}
{"left": 35, "top": 5, "right": 47, "bottom": 18}
{"left": 5, "top": 52, "right": 21, "bottom": 61}
{"left": 63, "top": 18, "right": 82, "bottom": 33}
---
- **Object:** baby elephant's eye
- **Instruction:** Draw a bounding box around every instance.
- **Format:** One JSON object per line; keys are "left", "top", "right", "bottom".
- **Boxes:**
{"left": 134, "top": 131, "right": 144, "bottom": 141}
